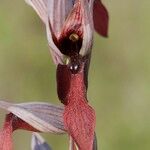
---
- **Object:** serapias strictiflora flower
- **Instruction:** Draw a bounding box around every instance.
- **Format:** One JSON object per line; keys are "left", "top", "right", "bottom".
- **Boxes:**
{"left": 24, "top": 1, "right": 108, "bottom": 150}
{"left": 25, "top": 0, "right": 108, "bottom": 64}
{"left": 0, "top": 101, "right": 65, "bottom": 150}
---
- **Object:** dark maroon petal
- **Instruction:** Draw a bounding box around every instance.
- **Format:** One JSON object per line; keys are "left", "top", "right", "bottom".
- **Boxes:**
{"left": 93, "top": 0, "right": 109, "bottom": 37}
{"left": 57, "top": 64, "right": 71, "bottom": 105}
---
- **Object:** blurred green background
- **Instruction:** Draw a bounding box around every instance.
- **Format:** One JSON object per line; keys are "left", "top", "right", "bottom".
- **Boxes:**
{"left": 0, "top": 0, "right": 150, "bottom": 150}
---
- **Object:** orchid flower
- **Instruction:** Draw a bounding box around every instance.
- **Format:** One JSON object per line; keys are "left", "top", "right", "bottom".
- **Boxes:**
{"left": 23, "top": 0, "right": 108, "bottom": 149}
{"left": 0, "top": 0, "right": 109, "bottom": 149}
{"left": 25, "top": 0, "right": 108, "bottom": 64}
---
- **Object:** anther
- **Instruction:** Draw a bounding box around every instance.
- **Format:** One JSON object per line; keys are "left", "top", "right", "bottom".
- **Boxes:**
{"left": 69, "top": 33, "right": 79, "bottom": 42}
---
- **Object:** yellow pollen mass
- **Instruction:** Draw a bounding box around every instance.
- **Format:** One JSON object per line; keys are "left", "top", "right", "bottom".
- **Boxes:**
{"left": 69, "top": 33, "right": 79, "bottom": 42}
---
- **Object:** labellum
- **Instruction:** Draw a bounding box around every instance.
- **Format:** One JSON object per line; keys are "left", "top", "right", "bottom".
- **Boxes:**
{"left": 57, "top": 59, "right": 96, "bottom": 150}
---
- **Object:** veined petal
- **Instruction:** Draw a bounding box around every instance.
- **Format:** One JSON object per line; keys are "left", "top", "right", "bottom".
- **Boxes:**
{"left": 80, "top": 0, "right": 94, "bottom": 56}
{"left": 46, "top": 19, "right": 65, "bottom": 64}
{"left": 46, "top": 0, "right": 77, "bottom": 64}
{"left": 65, "top": 0, "right": 76, "bottom": 19}
{"left": 31, "top": 133, "right": 52, "bottom": 150}
{"left": 47, "top": 0, "right": 75, "bottom": 37}
{"left": 0, "top": 101, "right": 65, "bottom": 134}
{"left": 25, "top": 0, "right": 47, "bottom": 23}
{"left": 60, "top": 0, "right": 83, "bottom": 38}
{"left": 24, "top": 0, "right": 67, "bottom": 64}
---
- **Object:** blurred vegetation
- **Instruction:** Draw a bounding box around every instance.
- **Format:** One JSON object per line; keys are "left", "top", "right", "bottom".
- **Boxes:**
{"left": 0, "top": 0, "right": 150, "bottom": 150}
